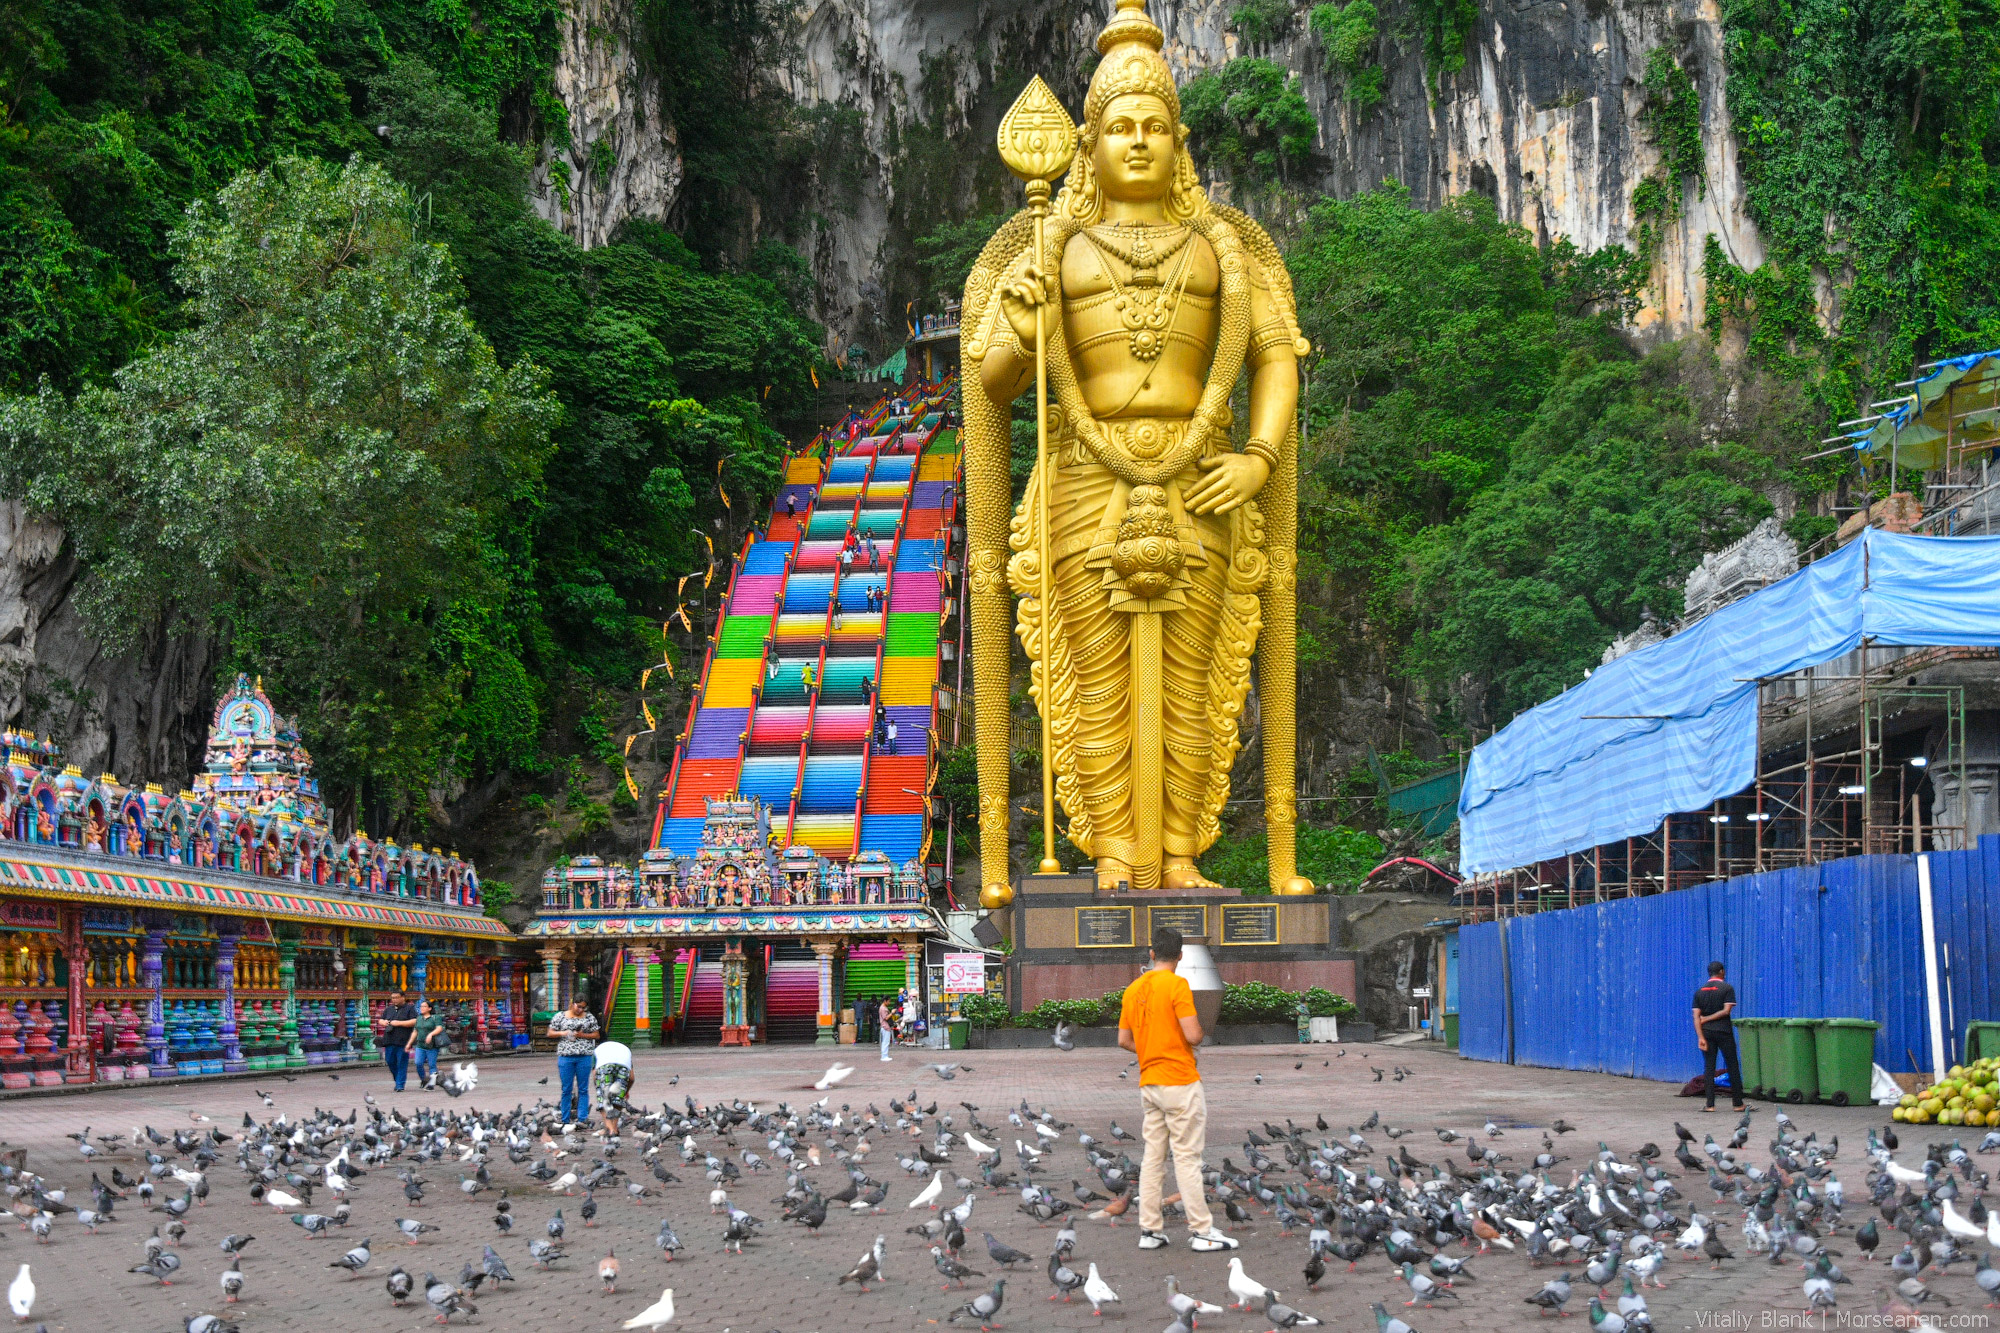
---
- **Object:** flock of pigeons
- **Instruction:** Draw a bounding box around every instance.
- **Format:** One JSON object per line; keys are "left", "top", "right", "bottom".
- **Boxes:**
{"left": 0, "top": 1052, "right": 1998, "bottom": 1332}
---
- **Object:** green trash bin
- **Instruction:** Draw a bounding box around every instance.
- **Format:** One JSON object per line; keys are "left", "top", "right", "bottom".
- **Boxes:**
{"left": 1813, "top": 1018, "right": 1880, "bottom": 1105}
{"left": 1769, "top": 1018, "right": 1820, "bottom": 1103}
{"left": 947, "top": 1019, "right": 970, "bottom": 1051}
{"left": 1732, "top": 1018, "right": 1766, "bottom": 1099}
{"left": 1966, "top": 1020, "right": 2000, "bottom": 1063}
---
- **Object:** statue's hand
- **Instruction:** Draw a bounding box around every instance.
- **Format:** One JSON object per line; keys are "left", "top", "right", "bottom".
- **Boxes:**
{"left": 996, "top": 253, "right": 1051, "bottom": 352}
{"left": 1184, "top": 451, "right": 1271, "bottom": 514}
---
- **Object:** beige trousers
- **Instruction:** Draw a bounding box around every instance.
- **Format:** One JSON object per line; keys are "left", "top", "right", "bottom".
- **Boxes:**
{"left": 1137, "top": 1080, "right": 1211, "bottom": 1233}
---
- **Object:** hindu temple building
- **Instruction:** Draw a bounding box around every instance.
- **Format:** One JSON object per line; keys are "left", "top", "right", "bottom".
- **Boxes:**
{"left": 0, "top": 675, "right": 516, "bottom": 1087}
{"left": 524, "top": 380, "right": 964, "bottom": 1046}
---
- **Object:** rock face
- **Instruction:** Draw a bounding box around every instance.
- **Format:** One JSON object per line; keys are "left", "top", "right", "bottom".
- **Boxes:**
{"left": 0, "top": 501, "right": 215, "bottom": 788}
{"left": 561, "top": 0, "right": 1760, "bottom": 346}
{"left": 530, "top": 0, "right": 685, "bottom": 248}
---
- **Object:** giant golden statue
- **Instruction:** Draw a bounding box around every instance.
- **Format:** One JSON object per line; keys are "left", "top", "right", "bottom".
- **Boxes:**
{"left": 963, "top": 0, "right": 1310, "bottom": 905}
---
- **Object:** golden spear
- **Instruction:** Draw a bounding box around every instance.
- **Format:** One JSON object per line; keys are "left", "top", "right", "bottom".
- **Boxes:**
{"left": 996, "top": 76, "right": 1077, "bottom": 878}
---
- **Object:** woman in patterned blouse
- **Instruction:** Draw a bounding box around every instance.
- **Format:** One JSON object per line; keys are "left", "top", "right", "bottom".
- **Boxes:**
{"left": 548, "top": 997, "right": 600, "bottom": 1123}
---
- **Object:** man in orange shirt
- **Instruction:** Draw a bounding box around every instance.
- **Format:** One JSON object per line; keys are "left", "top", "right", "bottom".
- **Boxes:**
{"left": 1116, "top": 927, "right": 1237, "bottom": 1253}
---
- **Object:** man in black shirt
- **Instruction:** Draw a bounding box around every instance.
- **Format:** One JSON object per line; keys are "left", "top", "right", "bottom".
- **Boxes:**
{"left": 1692, "top": 963, "right": 1744, "bottom": 1111}
{"left": 379, "top": 990, "right": 418, "bottom": 1092}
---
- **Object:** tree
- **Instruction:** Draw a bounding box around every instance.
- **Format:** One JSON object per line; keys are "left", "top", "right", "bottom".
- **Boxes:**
{"left": 1405, "top": 343, "right": 1784, "bottom": 714}
{"left": 0, "top": 155, "right": 556, "bottom": 814}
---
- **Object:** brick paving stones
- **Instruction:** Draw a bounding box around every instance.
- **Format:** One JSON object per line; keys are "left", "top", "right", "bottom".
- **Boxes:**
{"left": 0, "top": 1041, "right": 1987, "bottom": 1333}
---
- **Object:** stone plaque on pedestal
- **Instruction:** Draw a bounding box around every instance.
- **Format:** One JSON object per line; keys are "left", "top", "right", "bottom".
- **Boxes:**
{"left": 1005, "top": 875, "right": 1353, "bottom": 1018}
{"left": 1075, "top": 907, "right": 1134, "bottom": 949}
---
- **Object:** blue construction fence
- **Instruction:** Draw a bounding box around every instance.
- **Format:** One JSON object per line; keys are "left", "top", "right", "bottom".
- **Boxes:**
{"left": 1459, "top": 837, "right": 2000, "bottom": 1082}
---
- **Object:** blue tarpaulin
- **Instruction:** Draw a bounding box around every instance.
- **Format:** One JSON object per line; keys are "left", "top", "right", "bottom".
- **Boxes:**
{"left": 1459, "top": 530, "right": 2000, "bottom": 874}
{"left": 1456, "top": 840, "right": 2000, "bottom": 1081}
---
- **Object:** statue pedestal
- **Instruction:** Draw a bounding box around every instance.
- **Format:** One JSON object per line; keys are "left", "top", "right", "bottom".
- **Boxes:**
{"left": 717, "top": 1025, "right": 755, "bottom": 1047}
{"left": 1002, "top": 875, "right": 1357, "bottom": 1019}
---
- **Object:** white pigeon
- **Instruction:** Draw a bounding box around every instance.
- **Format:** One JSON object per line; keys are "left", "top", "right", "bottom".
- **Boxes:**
{"left": 814, "top": 1064, "right": 855, "bottom": 1091}
{"left": 1989, "top": 1207, "right": 2000, "bottom": 1249}
{"left": 1083, "top": 1263, "right": 1120, "bottom": 1315}
{"left": 621, "top": 1287, "right": 675, "bottom": 1330}
{"left": 1015, "top": 1139, "right": 1042, "bottom": 1160}
{"left": 1225, "top": 1257, "right": 1270, "bottom": 1311}
{"left": 908, "top": 1170, "right": 943, "bottom": 1210}
{"left": 549, "top": 1171, "right": 579, "bottom": 1194}
{"left": 963, "top": 1132, "right": 996, "bottom": 1156}
{"left": 1881, "top": 1157, "right": 1930, "bottom": 1186}
{"left": 267, "top": 1189, "right": 302, "bottom": 1209}
{"left": 452, "top": 1061, "right": 479, "bottom": 1090}
{"left": 1941, "top": 1198, "right": 1984, "bottom": 1241}
{"left": 8, "top": 1264, "right": 31, "bottom": 1320}
{"left": 1674, "top": 1216, "right": 1708, "bottom": 1251}
{"left": 1033, "top": 1122, "right": 1060, "bottom": 1141}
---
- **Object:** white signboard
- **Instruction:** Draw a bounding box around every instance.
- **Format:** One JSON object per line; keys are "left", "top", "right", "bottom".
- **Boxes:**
{"left": 941, "top": 953, "right": 986, "bottom": 994}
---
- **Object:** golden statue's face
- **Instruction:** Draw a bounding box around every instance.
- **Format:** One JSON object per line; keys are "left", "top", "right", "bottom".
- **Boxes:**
{"left": 1091, "top": 92, "right": 1176, "bottom": 203}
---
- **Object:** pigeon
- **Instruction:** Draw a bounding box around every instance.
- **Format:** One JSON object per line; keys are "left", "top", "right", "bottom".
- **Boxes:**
{"left": 1526, "top": 1277, "right": 1573, "bottom": 1317}
{"left": 1264, "top": 1288, "right": 1325, "bottom": 1330}
{"left": 1082, "top": 1262, "right": 1120, "bottom": 1315}
{"left": 424, "top": 1271, "right": 477, "bottom": 1324}
{"left": 1373, "top": 1303, "right": 1419, "bottom": 1333}
{"left": 397, "top": 1218, "right": 439, "bottom": 1245}
{"left": 985, "top": 1232, "right": 1033, "bottom": 1268}
{"left": 622, "top": 1288, "right": 676, "bottom": 1329}
{"left": 1048, "top": 1250, "right": 1086, "bottom": 1302}
{"left": 933, "top": 1245, "right": 985, "bottom": 1289}
{"left": 219, "top": 1234, "right": 254, "bottom": 1257}
{"left": 220, "top": 1259, "right": 245, "bottom": 1303}
{"left": 129, "top": 1252, "right": 181, "bottom": 1284}
{"left": 815, "top": 1065, "right": 855, "bottom": 1091}
{"left": 948, "top": 1278, "right": 1006, "bottom": 1331}
{"left": 1588, "top": 1296, "right": 1628, "bottom": 1333}
{"left": 838, "top": 1236, "right": 887, "bottom": 1291}
{"left": 1226, "top": 1257, "right": 1271, "bottom": 1310}
{"left": 910, "top": 1171, "right": 944, "bottom": 1210}
{"left": 329, "top": 1237, "right": 374, "bottom": 1273}
{"left": 185, "top": 1318, "right": 240, "bottom": 1333}
{"left": 7, "top": 1265, "right": 31, "bottom": 1321}
{"left": 599, "top": 1248, "right": 620, "bottom": 1293}
{"left": 1167, "top": 1274, "right": 1225, "bottom": 1321}
{"left": 386, "top": 1267, "right": 414, "bottom": 1306}
{"left": 1053, "top": 1022, "right": 1075, "bottom": 1052}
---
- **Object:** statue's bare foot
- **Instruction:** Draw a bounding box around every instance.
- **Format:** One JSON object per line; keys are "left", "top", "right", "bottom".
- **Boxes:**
{"left": 1095, "top": 858, "right": 1132, "bottom": 891}
{"left": 1162, "top": 858, "right": 1222, "bottom": 891}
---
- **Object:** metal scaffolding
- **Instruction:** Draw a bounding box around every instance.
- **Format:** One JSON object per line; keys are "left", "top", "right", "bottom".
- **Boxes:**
{"left": 1456, "top": 645, "right": 1978, "bottom": 922}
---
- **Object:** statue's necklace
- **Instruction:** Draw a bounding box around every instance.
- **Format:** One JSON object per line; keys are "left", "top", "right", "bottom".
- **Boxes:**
{"left": 1083, "top": 224, "right": 1195, "bottom": 362}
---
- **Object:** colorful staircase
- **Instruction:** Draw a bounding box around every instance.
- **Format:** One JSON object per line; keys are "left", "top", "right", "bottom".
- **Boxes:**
{"left": 602, "top": 948, "right": 668, "bottom": 1047}
{"left": 654, "top": 382, "right": 959, "bottom": 875}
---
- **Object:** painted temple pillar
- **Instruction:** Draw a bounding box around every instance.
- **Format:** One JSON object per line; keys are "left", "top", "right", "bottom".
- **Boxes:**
{"left": 216, "top": 927, "right": 245, "bottom": 1073}
{"left": 498, "top": 957, "right": 520, "bottom": 1044}
{"left": 811, "top": 938, "right": 840, "bottom": 1048}
{"left": 140, "top": 920, "right": 170, "bottom": 1076}
{"left": 718, "top": 940, "right": 752, "bottom": 1047}
{"left": 898, "top": 937, "right": 923, "bottom": 1004}
{"left": 277, "top": 935, "right": 306, "bottom": 1069}
{"left": 537, "top": 945, "right": 565, "bottom": 1025}
{"left": 60, "top": 907, "right": 90, "bottom": 1082}
{"left": 412, "top": 941, "right": 430, "bottom": 1005}
{"left": 471, "top": 953, "right": 490, "bottom": 1052}
{"left": 627, "top": 946, "right": 656, "bottom": 1046}
{"left": 351, "top": 942, "right": 376, "bottom": 1057}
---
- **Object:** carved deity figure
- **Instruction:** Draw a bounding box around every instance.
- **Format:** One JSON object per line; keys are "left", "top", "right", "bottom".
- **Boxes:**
{"left": 963, "top": 0, "right": 1310, "bottom": 896}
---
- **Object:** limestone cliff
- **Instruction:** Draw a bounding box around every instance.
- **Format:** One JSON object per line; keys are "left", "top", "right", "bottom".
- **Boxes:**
{"left": 552, "top": 0, "right": 1763, "bottom": 346}
{"left": 529, "top": 0, "right": 685, "bottom": 248}
{"left": 0, "top": 501, "right": 216, "bottom": 787}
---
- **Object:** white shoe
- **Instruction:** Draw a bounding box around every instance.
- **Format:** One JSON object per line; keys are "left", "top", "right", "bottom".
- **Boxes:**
{"left": 1189, "top": 1229, "right": 1239, "bottom": 1252}
{"left": 1137, "top": 1230, "right": 1168, "bottom": 1250}
{"left": 880, "top": 1055, "right": 893, "bottom": 1062}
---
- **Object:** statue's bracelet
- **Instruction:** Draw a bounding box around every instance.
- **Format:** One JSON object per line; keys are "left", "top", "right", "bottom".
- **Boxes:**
{"left": 1242, "top": 438, "right": 1280, "bottom": 467}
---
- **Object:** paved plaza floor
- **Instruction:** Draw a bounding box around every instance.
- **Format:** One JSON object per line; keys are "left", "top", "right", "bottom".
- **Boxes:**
{"left": 0, "top": 1040, "right": 1984, "bottom": 1333}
